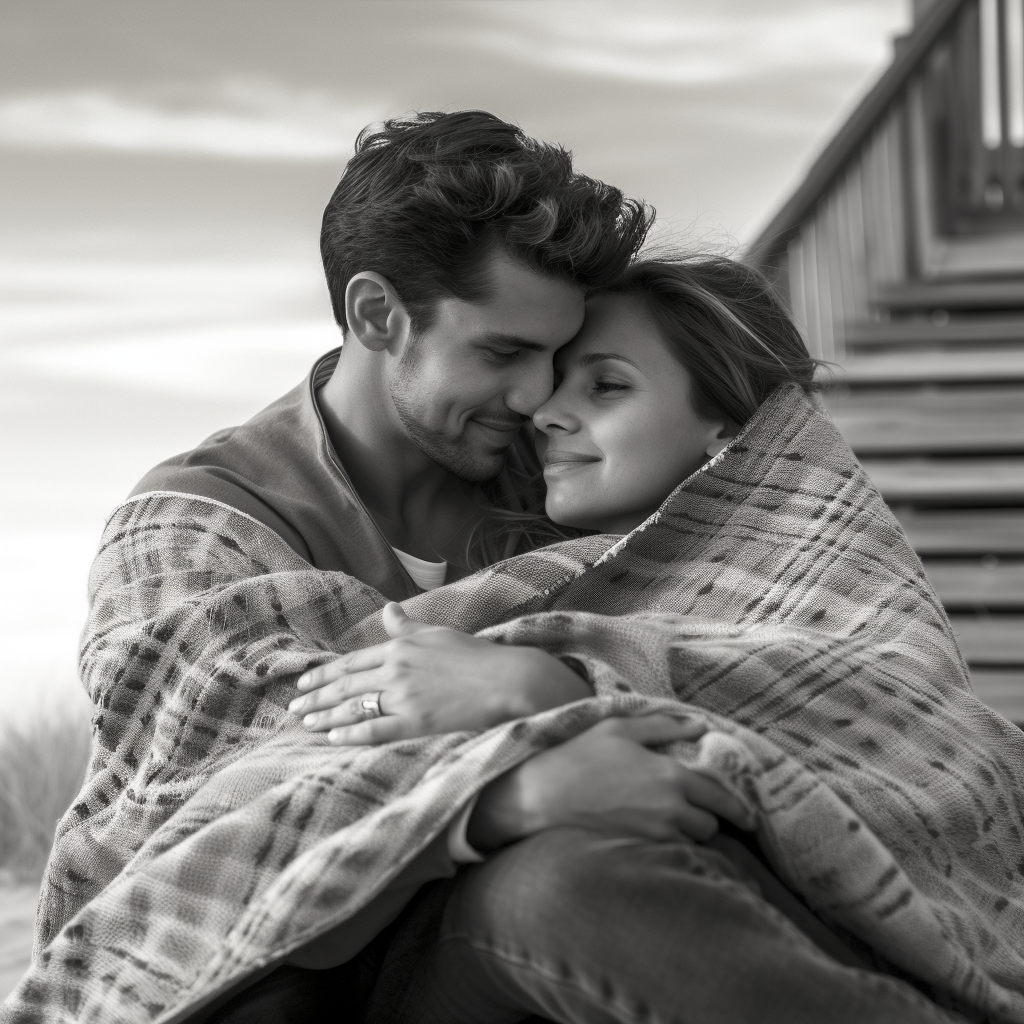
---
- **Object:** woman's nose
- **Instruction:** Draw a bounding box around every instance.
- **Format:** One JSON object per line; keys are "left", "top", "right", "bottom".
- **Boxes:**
{"left": 533, "top": 392, "right": 577, "bottom": 435}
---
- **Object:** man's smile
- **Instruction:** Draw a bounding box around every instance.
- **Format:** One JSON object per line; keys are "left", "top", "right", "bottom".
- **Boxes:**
{"left": 470, "top": 417, "right": 526, "bottom": 441}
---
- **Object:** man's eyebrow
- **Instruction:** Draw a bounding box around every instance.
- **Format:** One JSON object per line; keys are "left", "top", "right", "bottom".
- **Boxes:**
{"left": 578, "top": 352, "right": 641, "bottom": 370}
{"left": 476, "top": 332, "right": 549, "bottom": 352}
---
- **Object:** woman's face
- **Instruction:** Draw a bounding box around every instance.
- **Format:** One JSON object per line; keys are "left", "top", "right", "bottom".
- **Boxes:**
{"left": 533, "top": 293, "right": 727, "bottom": 535}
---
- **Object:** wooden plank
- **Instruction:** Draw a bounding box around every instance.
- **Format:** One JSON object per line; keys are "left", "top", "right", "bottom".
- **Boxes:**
{"left": 874, "top": 280, "right": 1024, "bottom": 311}
{"left": 948, "top": 615, "right": 1024, "bottom": 663}
{"left": 826, "top": 387, "right": 1024, "bottom": 453}
{"left": 922, "top": 559, "right": 1024, "bottom": 607}
{"left": 831, "top": 411, "right": 1024, "bottom": 454}
{"left": 895, "top": 510, "right": 1024, "bottom": 554}
{"left": 825, "top": 385, "right": 1024, "bottom": 414}
{"left": 861, "top": 457, "right": 1024, "bottom": 503}
{"left": 833, "top": 350, "right": 1024, "bottom": 384}
{"left": 845, "top": 317, "right": 1024, "bottom": 347}
{"left": 968, "top": 670, "right": 1024, "bottom": 722}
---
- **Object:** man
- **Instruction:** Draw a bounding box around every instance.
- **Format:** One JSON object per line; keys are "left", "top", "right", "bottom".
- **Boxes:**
{"left": 137, "top": 112, "right": 945, "bottom": 1024}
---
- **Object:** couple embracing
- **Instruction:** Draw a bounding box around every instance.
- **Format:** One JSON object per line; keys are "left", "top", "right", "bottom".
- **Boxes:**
{"left": 8, "top": 111, "right": 1024, "bottom": 1024}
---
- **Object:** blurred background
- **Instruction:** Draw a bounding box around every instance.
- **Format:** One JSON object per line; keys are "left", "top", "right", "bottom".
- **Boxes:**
{"left": 1, "top": 0, "right": 911, "bottom": 730}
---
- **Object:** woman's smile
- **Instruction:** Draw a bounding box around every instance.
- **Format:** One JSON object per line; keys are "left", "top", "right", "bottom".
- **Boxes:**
{"left": 543, "top": 448, "right": 601, "bottom": 472}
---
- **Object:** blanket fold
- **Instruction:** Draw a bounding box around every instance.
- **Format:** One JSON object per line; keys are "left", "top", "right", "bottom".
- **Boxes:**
{"left": 4, "top": 385, "right": 1024, "bottom": 1024}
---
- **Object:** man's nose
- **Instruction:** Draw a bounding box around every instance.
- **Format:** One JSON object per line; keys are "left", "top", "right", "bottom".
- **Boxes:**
{"left": 504, "top": 360, "right": 555, "bottom": 418}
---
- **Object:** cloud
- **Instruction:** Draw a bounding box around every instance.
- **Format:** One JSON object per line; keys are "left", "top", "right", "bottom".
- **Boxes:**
{"left": 0, "top": 78, "right": 380, "bottom": 160}
{"left": 1, "top": 258, "right": 337, "bottom": 399}
{"left": 455, "top": 1, "right": 907, "bottom": 86}
{"left": 9, "top": 321, "right": 340, "bottom": 400}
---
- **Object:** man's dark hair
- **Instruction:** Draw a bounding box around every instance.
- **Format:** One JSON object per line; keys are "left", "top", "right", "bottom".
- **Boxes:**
{"left": 320, "top": 110, "right": 653, "bottom": 331}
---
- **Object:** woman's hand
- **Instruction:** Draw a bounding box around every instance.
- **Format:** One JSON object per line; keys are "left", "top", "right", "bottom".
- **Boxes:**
{"left": 467, "top": 714, "right": 756, "bottom": 851}
{"left": 288, "top": 603, "right": 593, "bottom": 745}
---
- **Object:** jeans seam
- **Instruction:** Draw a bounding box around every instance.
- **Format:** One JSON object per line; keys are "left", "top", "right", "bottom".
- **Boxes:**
{"left": 439, "top": 925, "right": 954, "bottom": 1024}
{"left": 438, "top": 931, "right": 674, "bottom": 1024}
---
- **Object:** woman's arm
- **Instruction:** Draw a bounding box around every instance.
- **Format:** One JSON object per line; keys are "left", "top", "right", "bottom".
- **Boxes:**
{"left": 288, "top": 603, "right": 593, "bottom": 745}
{"left": 467, "top": 715, "right": 757, "bottom": 849}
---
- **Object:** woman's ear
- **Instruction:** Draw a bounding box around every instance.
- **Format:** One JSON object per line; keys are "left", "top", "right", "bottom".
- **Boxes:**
{"left": 344, "top": 272, "right": 410, "bottom": 353}
{"left": 705, "top": 419, "right": 739, "bottom": 458}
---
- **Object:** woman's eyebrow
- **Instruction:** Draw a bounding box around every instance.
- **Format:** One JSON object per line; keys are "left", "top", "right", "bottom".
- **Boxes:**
{"left": 578, "top": 351, "right": 641, "bottom": 370}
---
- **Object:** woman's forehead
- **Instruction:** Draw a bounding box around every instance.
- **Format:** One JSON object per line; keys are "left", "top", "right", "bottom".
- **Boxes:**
{"left": 556, "top": 292, "right": 662, "bottom": 365}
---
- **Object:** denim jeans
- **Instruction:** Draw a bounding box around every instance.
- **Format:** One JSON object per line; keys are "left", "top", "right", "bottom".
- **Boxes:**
{"left": 363, "top": 827, "right": 957, "bottom": 1024}
{"left": 207, "top": 827, "right": 958, "bottom": 1024}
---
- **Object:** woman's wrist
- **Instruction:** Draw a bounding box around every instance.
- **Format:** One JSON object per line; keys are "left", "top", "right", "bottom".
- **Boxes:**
{"left": 501, "top": 647, "right": 593, "bottom": 720}
{"left": 466, "top": 760, "right": 549, "bottom": 852}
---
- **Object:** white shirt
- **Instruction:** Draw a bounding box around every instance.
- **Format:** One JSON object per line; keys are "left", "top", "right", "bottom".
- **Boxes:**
{"left": 392, "top": 546, "right": 448, "bottom": 591}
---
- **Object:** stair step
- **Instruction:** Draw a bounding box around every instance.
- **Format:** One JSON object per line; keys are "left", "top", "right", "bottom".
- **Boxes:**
{"left": 894, "top": 510, "right": 1024, "bottom": 554}
{"left": 831, "top": 409, "right": 1024, "bottom": 454}
{"left": 873, "top": 280, "right": 1024, "bottom": 312}
{"left": 826, "top": 385, "right": 1024, "bottom": 414}
{"left": 827, "top": 385, "right": 1024, "bottom": 453}
{"left": 845, "top": 317, "right": 1024, "bottom": 348}
{"left": 861, "top": 458, "right": 1024, "bottom": 503}
{"left": 968, "top": 669, "right": 1024, "bottom": 722}
{"left": 922, "top": 559, "right": 1024, "bottom": 608}
{"left": 948, "top": 615, "right": 1024, "bottom": 665}
{"left": 834, "top": 350, "right": 1024, "bottom": 384}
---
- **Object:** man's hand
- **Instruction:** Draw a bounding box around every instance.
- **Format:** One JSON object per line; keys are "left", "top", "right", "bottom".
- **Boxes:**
{"left": 288, "top": 602, "right": 593, "bottom": 745}
{"left": 467, "top": 714, "right": 756, "bottom": 851}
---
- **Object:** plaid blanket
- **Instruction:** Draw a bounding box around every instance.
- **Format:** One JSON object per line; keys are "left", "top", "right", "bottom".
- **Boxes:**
{"left": 4, "top": 385, "right": 1023, "bottom": 1023}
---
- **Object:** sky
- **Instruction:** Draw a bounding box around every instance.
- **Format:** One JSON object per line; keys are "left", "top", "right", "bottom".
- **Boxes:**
{"left": 0, "top": 0, "right": 911, "bottom": 723}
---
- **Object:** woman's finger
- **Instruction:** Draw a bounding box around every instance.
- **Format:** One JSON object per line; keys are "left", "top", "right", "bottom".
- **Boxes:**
{"left": 680, "top": 770, "right": 756, "bottom": 831}
{"left": 327, "top": 715, "right": 407, "bottom": 747}
{"left": 381, "top": 602, "right": 435, "bottom": 638}
{"left": 674, "top": 804, "right": 720, "bottom": 843}
{"left": 294, "top": 673, "right": 393, "bottom": 723}
{"left": 295, "top": 645, "right": 390, "bottom": 692}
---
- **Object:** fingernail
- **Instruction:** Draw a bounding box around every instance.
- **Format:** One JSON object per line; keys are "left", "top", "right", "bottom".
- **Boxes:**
{"left": 303, "top": 714, "right": 317, "bottom": 727}
{"left": 288, "top": 699, "right": 303, "bottom": 713}
{"left": 296, "top": 675, "right": 310, "bottom": 690}
{"left": 328, "top": 729, "right": 341, "bottom": 743}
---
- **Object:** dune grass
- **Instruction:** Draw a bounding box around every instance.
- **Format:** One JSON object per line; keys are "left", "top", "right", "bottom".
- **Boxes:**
{"left": 0, "top": 711, "right": 92, "bottom": 883}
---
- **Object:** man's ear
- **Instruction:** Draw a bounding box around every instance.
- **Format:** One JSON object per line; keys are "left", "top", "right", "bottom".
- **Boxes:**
{"left": 705, "top": 419, "right": 739, "bottom": 459}
{"left": 344, "top": 272, "right": 411, "bottom": 353}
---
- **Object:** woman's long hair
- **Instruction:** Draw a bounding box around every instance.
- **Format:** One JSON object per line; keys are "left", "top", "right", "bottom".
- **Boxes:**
{"left": 466, "top": 253, "right": 823, "bottom": 567}
{"left": 602, "top": 255, "right": 822, "bottom": 425}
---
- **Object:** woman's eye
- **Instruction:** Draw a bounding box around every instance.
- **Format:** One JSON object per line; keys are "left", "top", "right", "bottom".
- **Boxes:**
{"left": 593, "top": 379, "right": 629, "bottom": 394}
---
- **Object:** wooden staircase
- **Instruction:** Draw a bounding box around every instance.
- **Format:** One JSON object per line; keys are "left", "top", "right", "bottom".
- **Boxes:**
{"left": 825, "top": 281, "right": 1024, "bottom": 722}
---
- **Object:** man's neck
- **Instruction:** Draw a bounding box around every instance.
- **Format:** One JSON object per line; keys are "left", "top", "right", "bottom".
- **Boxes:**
{"left": 318, "top": 347, "right": 481, "bottom": 567}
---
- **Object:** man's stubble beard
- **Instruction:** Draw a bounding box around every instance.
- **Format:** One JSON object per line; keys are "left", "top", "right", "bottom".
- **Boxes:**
{"left": 389, "top": 359, "right": 508, "bottom": 484}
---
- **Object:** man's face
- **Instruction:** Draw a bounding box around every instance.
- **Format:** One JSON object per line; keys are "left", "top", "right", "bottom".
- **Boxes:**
{"left": 389, "top": 254, "right": 585, "bottom": 482}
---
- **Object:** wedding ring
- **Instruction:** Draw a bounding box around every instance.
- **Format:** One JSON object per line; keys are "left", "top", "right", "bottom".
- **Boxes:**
{"left": 360, "top": 691, "right": 384, "bottom": 719}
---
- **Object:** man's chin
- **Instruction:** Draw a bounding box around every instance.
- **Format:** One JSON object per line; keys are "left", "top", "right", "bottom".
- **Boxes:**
{"left": 439, "top": 446, "right": 508, "bottom": 484}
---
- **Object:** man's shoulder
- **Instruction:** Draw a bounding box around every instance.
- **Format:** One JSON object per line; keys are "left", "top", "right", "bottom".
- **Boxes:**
{"left": 131, "top": 381, "right": 315, "bottom": 559}
{"left": 126, "top": 350, "right": 413, "bottom": 597}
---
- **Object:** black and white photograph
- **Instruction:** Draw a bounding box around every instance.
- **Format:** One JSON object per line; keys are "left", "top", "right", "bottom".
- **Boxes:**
{"left": 3, "top": 1, "right": 1024, "bottom": 1021}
